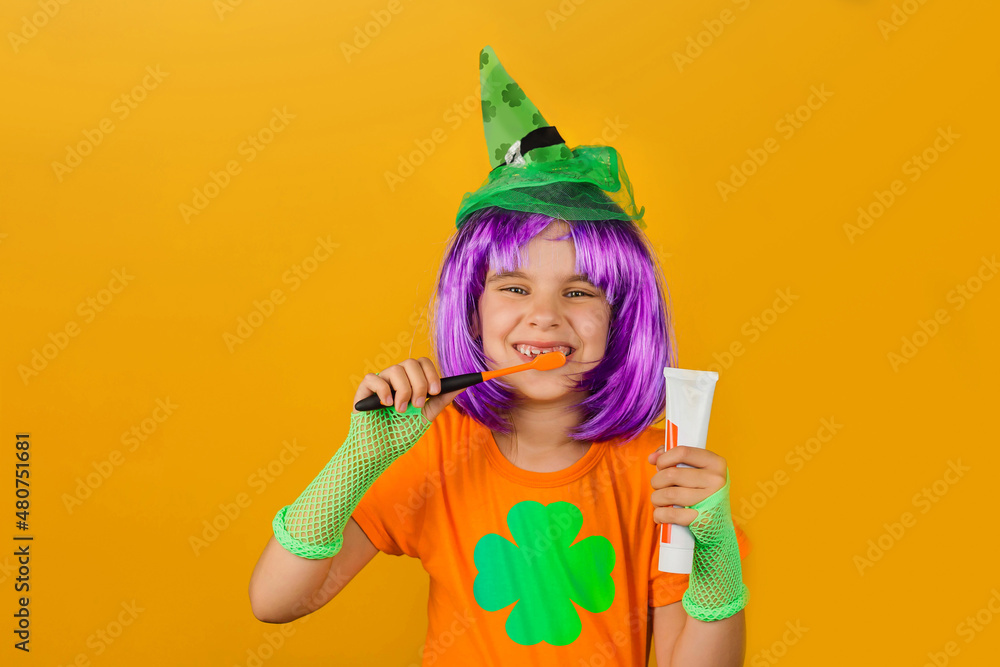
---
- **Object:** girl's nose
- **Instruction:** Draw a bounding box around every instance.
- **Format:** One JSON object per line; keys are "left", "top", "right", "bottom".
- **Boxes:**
{"left": 525, "top": 295, "right": 564, "bottom": 323}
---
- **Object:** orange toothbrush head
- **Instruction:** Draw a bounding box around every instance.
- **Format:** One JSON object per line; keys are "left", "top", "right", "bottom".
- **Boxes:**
{"left": 480, "top": 350, "right": 567, "bottom": 381}
{"left": 530, "top": 350, "right": 567, "bottom": 370}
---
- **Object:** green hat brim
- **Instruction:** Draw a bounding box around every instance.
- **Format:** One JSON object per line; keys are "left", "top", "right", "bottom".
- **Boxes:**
{"left": 455, "top": 145, "right": 646, "bottom": 229}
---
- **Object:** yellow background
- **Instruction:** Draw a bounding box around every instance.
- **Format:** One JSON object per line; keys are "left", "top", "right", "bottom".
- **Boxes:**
{"left": 2, "top": 0, "right": 998, "bottom": 665}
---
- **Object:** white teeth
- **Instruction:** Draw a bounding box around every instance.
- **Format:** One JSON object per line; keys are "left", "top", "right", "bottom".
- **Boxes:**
{"left": 515, "top": 344, "right": 573, "bottom": 357}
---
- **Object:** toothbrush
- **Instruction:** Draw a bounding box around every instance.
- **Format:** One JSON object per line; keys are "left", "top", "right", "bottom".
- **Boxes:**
{"left": 353, "top": 351, "right": 567, "bottom": 412}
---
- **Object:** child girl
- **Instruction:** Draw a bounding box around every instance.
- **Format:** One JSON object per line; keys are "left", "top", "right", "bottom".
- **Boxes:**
{"left": 249, "top": 46, "right": 750, "bottom": 666}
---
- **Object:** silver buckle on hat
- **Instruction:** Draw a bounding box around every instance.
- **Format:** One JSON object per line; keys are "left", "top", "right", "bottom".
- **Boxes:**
{"left": 504, "top": 140, "right": 527, "bottom": 167}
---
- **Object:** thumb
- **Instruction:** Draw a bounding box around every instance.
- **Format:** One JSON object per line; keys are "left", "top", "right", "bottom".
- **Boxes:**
{"left": 419, "top": 386, "right": 465, "bottom": 424}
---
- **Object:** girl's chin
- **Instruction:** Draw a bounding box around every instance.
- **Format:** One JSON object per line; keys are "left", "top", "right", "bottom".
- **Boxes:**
{"left": 504, "top": 379, "right": 579, "bottom": 401}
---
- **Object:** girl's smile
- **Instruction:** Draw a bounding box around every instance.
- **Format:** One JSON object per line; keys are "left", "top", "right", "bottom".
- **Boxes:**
{"left": 511, "top": 342, "right": 576, "bottom": 363}
{"left": 477, "top": 221, "right": 610, "bottom": 402}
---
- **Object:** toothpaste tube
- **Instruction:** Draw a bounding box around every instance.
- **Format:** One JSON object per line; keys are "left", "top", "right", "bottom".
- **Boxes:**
{"left": 658, "top": 367, "right": 719, "bottom": 574}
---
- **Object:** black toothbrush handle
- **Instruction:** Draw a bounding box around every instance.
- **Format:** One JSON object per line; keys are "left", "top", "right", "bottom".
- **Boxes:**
{"left": 354, "top": 372, "right": 485, "bottom": 412}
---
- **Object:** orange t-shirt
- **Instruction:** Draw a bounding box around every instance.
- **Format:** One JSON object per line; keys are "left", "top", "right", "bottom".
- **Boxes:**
{"left": 352, "top": 403, "right": 750, "bottom": 666}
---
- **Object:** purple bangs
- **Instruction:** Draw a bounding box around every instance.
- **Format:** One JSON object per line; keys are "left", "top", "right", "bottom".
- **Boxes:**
{"left": 429, "top": 206, "right": 676, "bottom": 445}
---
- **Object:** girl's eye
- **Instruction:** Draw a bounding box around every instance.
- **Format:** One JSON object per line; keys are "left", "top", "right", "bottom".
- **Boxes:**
{"left": 500, "top": 287, "right": 593, "bottom": 297}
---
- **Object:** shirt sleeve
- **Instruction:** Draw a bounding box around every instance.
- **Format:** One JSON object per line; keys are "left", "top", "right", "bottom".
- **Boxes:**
{"left": 648, "top": 522, "right": 752, "bottom": 608}
{"left": 351, "top": 423, "right": 435, "bottom": 559}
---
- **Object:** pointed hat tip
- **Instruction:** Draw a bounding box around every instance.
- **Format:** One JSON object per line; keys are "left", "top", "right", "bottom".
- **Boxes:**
{"left": 480, "top": 45, "right": 495, "bottom": 63}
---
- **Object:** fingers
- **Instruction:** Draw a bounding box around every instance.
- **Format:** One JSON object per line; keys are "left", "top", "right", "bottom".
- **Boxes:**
{"left": 354, "top": 369, "right": 392, "bottom": 412}
{"left": 652, "top": 506, "right": 699, "bottom": 527}
{"left": 354, "top": 357, "right": 451, "bottom": 417}
{"left": 416, "top": 357, "right": 441, "bottom": 399}
{"left": 420, "top": 357, "right": 464, "bottom": 424}
{"left": 651, "top": 445, "right": 727, "bottom": 476}
{"left": 650, "top": 465, "right": 717, "bottom": 491}
{"left": 386, "top": 359, "right": 423, "bottom": 413}
{"left": 370, "top": 358, "right": 440, "bottom": 414}
{"left": 400, "top": 359, "right": 426, "bottom": 410}
{"left": 362, "top": 365, "right": 409, "bottom": 414}
{"left": 651, "top": 486, "right": 707, "bottom": 508}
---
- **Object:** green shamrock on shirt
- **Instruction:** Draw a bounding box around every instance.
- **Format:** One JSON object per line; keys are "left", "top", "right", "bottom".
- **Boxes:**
{"left": 473, "top": 500, "right": 616, "bottom": 646}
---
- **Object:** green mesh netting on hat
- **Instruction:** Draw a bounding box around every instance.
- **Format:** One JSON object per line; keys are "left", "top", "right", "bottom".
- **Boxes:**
{"left": 455, "top": 146, "right": 646, "bottom": 229}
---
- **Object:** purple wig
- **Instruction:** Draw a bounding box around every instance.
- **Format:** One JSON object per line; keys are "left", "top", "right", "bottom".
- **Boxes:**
{"left": 429, "top": 205, "right": 677, "bottom": 445}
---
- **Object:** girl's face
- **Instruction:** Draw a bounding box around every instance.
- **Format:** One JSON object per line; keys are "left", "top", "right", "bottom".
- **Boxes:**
{"left": 477, "top": 221, "right": 611, "bottom": 403}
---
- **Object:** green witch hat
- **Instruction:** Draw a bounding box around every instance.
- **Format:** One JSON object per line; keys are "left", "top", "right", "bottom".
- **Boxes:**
{"left": 455, "top": 45, "right": 646, "bottom": 229}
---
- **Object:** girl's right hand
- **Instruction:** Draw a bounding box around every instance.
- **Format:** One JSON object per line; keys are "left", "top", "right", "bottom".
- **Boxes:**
{"left": 351, "top": 357, "right": 464, "bottom": 424}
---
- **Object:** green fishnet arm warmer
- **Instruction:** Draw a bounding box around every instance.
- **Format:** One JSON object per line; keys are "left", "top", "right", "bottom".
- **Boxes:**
{"left": 681, "top": 468, "right": 750, "bottom": 622}
{"left": 271, "top": 403, "right": 432, "bottom": 559}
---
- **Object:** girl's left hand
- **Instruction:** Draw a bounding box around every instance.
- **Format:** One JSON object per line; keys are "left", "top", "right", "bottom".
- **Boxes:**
{"left": 647, "top": 446, "right": 728, "bottom": 527}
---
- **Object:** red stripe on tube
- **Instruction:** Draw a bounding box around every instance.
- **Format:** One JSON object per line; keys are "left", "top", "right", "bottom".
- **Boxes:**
{"left": 661, "top": 420, "right": 678, "bottom": 544}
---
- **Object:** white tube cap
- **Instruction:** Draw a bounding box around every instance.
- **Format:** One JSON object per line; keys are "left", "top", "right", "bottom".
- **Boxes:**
{"left": 659, "top": 546, "right": 693, "bottom": 574}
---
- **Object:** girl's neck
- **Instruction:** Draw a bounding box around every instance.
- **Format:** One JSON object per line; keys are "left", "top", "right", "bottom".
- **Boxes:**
{"left": 490, "top": 400, "right": 593, "bottom": 473}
